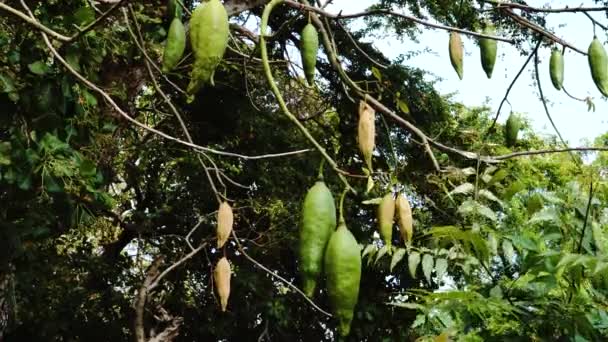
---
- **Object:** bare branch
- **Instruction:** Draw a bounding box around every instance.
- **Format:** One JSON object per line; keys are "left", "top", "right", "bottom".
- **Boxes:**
{"left": 0, "top": 2, "right": 71, "bottom": 41}
{"left": 484, "top": 40, "right": 541, "bottom": 139}
{"left": 282, "top": 0, "right": 515, "bottom": 43}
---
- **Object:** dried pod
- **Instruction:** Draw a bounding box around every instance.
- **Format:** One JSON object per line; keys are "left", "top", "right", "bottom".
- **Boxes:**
{"left": 396, "top": 193, "right": 413, "bottom": 243}
{"left": 377, "top": 193, "right": 395, "bottom": 249}
{"left": 479, "top": 24, "right": 497, "bottom": 79}
{"left": 449, "top": 32, "right": 463, "bottom": 80}
{"left": 216, "top": 201, "right": 233, "bottom": 248}
{"left": 357, "top": 101, "right": 375, "bottom": 171}
{"left": 588, "top": 36, "right": 608, "bottom": 97}
{"left": 214, "top": 257, "right": 231, "bottom": 312}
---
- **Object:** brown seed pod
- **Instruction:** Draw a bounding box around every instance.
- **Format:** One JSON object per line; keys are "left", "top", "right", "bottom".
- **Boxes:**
{"left": 357, "top": 101, "right": 375, "bottom": 171}
{"left": 449, "top": 32, "right": 463, "bottom": 80}
{"left": 216, "top": 201, "right": 233, "bottom": 248}
{"left": 396, "top": 193, "right": 413, "bottom": 243}
{"left": 377, "top": 193, "right": 395, "bottom": 249}
{"left": 214, "top": 257, "right": 231, "bottom": 312}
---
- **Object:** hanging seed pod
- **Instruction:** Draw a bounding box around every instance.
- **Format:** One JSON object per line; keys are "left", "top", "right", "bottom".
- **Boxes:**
{"left": 357, "top": 101, "right": 375, "bottom": 172}
{"left": 588, "top": 36, "right": 608, "bottom": 97}
{"left": 324, "top": 222, "right": 361, "bottom": 337}
{"left": 504, "top": 112, "right": 521, "bottom": 147}
{"left": 479, "top": 24, "right": 497, "bottom": 79}
{"left": 214, "top": 257, "right": 231, "bottom": 312}
{"left": 300, "top": 23, "right": 319, "bottom": 86}
{"left": 187, "top": 0, "right": 229, "bottom": 95}
{"left": 299, "top": 180, "right": 336, "bottom": 297}
{"left": 549, "top": 48, "right": 564, "bottom": 90}
{"left": 161, "top": 18, "right": 186, "bottom": 73}
{"left": 377, "top": 193, "right": 395, "bottom": 249}
{"left": 216, "top": 201, "right": 233, "bottom": 249}
{"left": 396, "top": 193, "right": 413, "bottom": 244}
{"left": 449, "top": 32, "right": 463, "bottom": 80}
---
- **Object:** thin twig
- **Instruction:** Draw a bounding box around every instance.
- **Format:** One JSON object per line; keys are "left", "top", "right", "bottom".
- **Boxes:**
{"left": 70, "top": 0, "right": 128, "bottom": 42}
{"left": 148, "top": 243, "right": 208, "bottom": 291}
{"left": 484, "top": 40, "right": 541, "bottom": 139}
{"left": 0, "top": 2, "right": 71, "bottom": 41}
{"left": 336, "top": 21, "right": 388, "bottom": 69}
{"left": 260, "top": 0, "right": 356, "bottom": 193}
{"left": 282, "top": 0, "right": 515, "bottom": 43}
{"left": 231, "top": 229, "right": 332, "bottom": 317}
{"left": 125, "top": 5, "right": 223, "bottom": 203}
{"left": 533, "top": 51, "right": 579, "bottom": 166}
{"left": 501, "top": 8, "right": 586, "bottom": 55}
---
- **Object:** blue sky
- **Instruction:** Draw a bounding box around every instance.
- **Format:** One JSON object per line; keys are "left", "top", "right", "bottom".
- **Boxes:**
{"left": 327, "top": 0, "right": 608, "bottom": 145}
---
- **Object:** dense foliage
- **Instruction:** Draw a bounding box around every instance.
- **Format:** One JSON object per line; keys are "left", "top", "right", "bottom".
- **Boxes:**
{"left": 1, "top": 0, "right": 608, "bottom": 341}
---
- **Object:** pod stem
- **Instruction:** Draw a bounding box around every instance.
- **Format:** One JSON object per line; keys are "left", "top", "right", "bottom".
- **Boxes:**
{"left": 338, "top": 187, "right": 348, "bottom": 225}
{"left": 317, "top": 159, "right": 326, "bottom": 180}
{"left": 260, "top": 0, "right": 355, "bottom": 194}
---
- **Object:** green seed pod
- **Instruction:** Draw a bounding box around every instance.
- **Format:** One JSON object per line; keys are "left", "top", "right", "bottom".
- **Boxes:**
{"left": 162, "top": 18, "right": 186, "bottom": 73}
{"left": 549, "top": 48, "right": 564, "bottom": 90}
{"left": 479, "top": 25, "right": 497, "bottom": 79}
{"left": 300, "top": 23, "right": 319, "bottom": 86}
{"left": 166, "top": 0, "right": 183, "bottom": 21}
{"left": 588, "top": 37, "right": 608, "bottom": 97}
{"left": 187, "top": 0, "right": 229, "bottom": 95}
{"left": 324, "top": 222, "right": 361, "bottom": 337}
{"left": 449, "top": 32, "right": 463, "bottom": 80}
{"left": 504, "top": 112, "right": 520, "bottom": 147}
{"left": 377, "top": 193, "right": 395, "bottom": 249}
{"left": 299, "top": 180, "right": 336, "bottom": 297}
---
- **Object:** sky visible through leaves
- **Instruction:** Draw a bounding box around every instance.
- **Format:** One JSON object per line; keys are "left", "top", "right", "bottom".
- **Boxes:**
{"left": 329, "top": 0, "right": 608, "bottom": 146}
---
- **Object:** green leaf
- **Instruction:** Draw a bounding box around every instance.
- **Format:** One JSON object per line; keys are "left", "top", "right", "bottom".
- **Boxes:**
{"left": 489, "top": 285, "right": 503, "bottom": 299}
{"left": 28, "top": 61, "right": 49, "bottom": 75}
{"left": 502, "top": 240, "right": 516, "bottom": 265}
{"left": 375, "top": 245, "right": 389, "bottom": 264}
{"left": 362, "top": 244, "right": 377, "bottom": 259}
{"left": 371, "top": 66, "right": 382, "bottom": 81}
{"left": 408, "top": 251, "right": 420, "bottom": 278}
{"left": 435, "top": 258, "right": 448, "bottom": 281}
{"left": 366, "top": 175, "right": 374, "bottom": 193}
{"left": 422, "top": 254, "right": 434, "bottom": 284}
{"left": 0, "top": 142, "right": 11, "bottom": 166}
{"left": 388, "top": 302, "right": 424, "bottom": 310}
{"left": 0, "top": 73, "right": 16, "bottom": 93}
{"left": 362, "top": 197, "right": 383, "bottom": 205}
{"left": 504, "top": 181, "right": 525, "bottom": 200}
{"left": 449, "top": 182, "right": 475, "bottom": 196}
{"left": 74, "top": 6, "right": 96, "bottom": 26}
{"left": 478, "top": 189, "right": 502, "bottom": 205}
{"left": 390, "top": 248, "right": 406, "bottom": 272}
{"left": 487, "top": 168, "right": 508, "bottom": 187}
{"left": 43, "top": 174, "right": 62, "bottom": 193}
{"left": 528, "top": 208, "right": 560, "bottom": 225}
{"left": 511, "top": 235, "right": 538, "bottom": 252}
{"left": 488, "top": 232, "right": 498, "bottom": 255}
{"left": 79, "top": 159, "right": 97, "bottom": 177}
{"left": 397, "top": 99, "right": 410, "bottom": 114}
